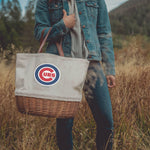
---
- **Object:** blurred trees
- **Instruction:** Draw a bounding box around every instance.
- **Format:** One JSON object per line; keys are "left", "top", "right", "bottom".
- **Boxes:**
{"left": 0, "top": 0, "right": 150, "bottom": 53}
{"left": 110, "top": 0, "right": 150, "bottom": 36}
{"left": 21, "top": 0, "right": 39, "bottom": 50}
{"left": 0, "top": 0, "right": 38, "bottom": 52}
{"left": 0, "top": 0, "right": 22, "bottom": 50}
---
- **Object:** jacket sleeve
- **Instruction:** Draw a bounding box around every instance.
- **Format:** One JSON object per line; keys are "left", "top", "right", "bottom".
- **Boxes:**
{"left": 34, "top": 0, "right": 69, "bottom": 42}
{"left": 97, "top": 0, "right": 115, "bottom": 76}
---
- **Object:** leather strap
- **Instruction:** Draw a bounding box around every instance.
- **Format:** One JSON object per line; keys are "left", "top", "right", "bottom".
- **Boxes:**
{"left": 56, "top": 38, "right": 64, "bottom": 56}
{"left": 40, "top": 28, "right": 47, "bottom": 46}
{"left": 38, "top": 27, "right": 64, "bottom": 57}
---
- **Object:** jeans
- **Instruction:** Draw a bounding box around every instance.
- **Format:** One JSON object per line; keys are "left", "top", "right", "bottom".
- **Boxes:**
{"left": 56, "top": 61, "right": 114, "bottom": 150}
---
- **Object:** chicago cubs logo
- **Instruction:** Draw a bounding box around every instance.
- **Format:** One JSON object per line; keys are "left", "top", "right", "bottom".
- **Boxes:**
{"left": 34, "top": 64, "right": 60, "bottom": 86}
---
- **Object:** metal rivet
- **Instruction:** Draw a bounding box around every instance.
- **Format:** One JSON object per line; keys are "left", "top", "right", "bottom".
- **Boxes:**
{"left": 82, "top": 25, "right": 85, "bottom": 28}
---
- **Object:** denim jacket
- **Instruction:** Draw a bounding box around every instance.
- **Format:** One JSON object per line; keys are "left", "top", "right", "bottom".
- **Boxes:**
{"left": 34, "top": 0, "right": 115, "bottom": 75}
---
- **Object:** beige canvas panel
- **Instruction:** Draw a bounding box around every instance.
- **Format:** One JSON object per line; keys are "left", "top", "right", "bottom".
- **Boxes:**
{"left": 15, "top": 53, "right": 89, "bottom": 102}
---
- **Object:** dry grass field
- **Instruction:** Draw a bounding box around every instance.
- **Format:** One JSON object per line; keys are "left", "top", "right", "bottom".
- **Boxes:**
{"left": 0, "top": 36, "right": 150, "bottom": 150}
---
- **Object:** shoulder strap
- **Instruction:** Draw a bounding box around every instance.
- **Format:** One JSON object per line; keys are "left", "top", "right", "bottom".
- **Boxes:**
{"left": 38, "top": 27, "right": 64, "bottom": 57}
{"left": 38, "top": 27, "right": 52, "bottom": 53}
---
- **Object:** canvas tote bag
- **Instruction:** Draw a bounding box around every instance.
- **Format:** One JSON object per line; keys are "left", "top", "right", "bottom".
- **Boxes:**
{"left": 15, "top": 27, "right": 89, "bottom": 118}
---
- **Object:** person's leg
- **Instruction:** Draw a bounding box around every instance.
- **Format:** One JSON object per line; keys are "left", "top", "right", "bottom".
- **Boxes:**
{"left": 56, "top": 118, "right": 74, "bottom": 150}
{"left": 83, "top": 61, "right": 114, "bottom": 150}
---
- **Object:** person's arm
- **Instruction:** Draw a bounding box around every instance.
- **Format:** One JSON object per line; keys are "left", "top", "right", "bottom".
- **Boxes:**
{"left": 34, "top": 0, "right": 69, "bottom": 42}
{"left": 96, "top": 0, "right": 115, "bottom": 76}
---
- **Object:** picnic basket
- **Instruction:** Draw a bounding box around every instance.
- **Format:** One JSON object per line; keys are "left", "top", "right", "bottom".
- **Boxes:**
{"left": 15, "top": 27, "right": 89, "bottom": 118}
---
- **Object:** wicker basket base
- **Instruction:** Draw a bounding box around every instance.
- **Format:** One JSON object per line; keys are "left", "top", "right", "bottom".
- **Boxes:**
{"left": 16, "top": 96, "right": 80, "bottom": 118}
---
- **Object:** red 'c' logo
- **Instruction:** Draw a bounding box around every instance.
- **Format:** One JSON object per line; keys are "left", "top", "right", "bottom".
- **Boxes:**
{"left": 34, "top": 64, "right": 60, "bottom": 86}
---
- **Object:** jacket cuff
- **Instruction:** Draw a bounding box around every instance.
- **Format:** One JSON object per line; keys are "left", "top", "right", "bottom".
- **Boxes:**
{"left": 103, "top": 63, "right": 116, "bottom": 76}
{"left": 58, "top": 18, "right": 70, "bottom": 34}
{"left": 53, "top": 18, "right": 69, "bottom": 35}
{"left": 44, "top": 19, "right": 69, "bottom": 41}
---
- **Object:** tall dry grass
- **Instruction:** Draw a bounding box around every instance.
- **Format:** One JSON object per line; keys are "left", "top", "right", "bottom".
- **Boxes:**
{"left": 0, "top": 36, "right": 150, "bottom": 150}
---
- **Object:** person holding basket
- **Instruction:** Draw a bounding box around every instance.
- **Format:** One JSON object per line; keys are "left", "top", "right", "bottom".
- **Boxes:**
{"left": 34, "top": 0, "right": 116, "bottom": 149}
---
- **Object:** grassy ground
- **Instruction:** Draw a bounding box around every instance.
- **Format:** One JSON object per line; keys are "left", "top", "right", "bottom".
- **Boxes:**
{"left": 0, "top": 36, "right": 150, "bottom": 150}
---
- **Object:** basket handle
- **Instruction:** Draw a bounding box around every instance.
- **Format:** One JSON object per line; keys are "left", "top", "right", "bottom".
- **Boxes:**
{"left": 38, "top": 27, "right": 64, "bottom": 57}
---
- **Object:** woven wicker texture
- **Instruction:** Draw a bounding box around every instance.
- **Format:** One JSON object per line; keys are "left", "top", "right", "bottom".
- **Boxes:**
{"left": 16, "top": 96, "right": 80, "bottom": 118}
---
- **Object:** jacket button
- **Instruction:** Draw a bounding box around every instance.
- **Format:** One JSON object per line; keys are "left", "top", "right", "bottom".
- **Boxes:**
{"left": 79, "top": 11, "right": 82, "bottom": 15}
{"left": 82, "top": 25, "right": 85, "bottom": 28}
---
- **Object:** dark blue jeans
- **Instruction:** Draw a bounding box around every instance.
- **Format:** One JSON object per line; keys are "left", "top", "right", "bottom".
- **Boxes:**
{"left": 56, "top": 61, "right": 114, "bottom": 150}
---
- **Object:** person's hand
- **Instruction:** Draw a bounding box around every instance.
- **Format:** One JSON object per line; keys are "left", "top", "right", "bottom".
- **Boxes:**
{"left": 63, "top": 9, "right": 76, "bottom": 28}
{"left": 106, "top": 75, "right": 116, "bottom": 88}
